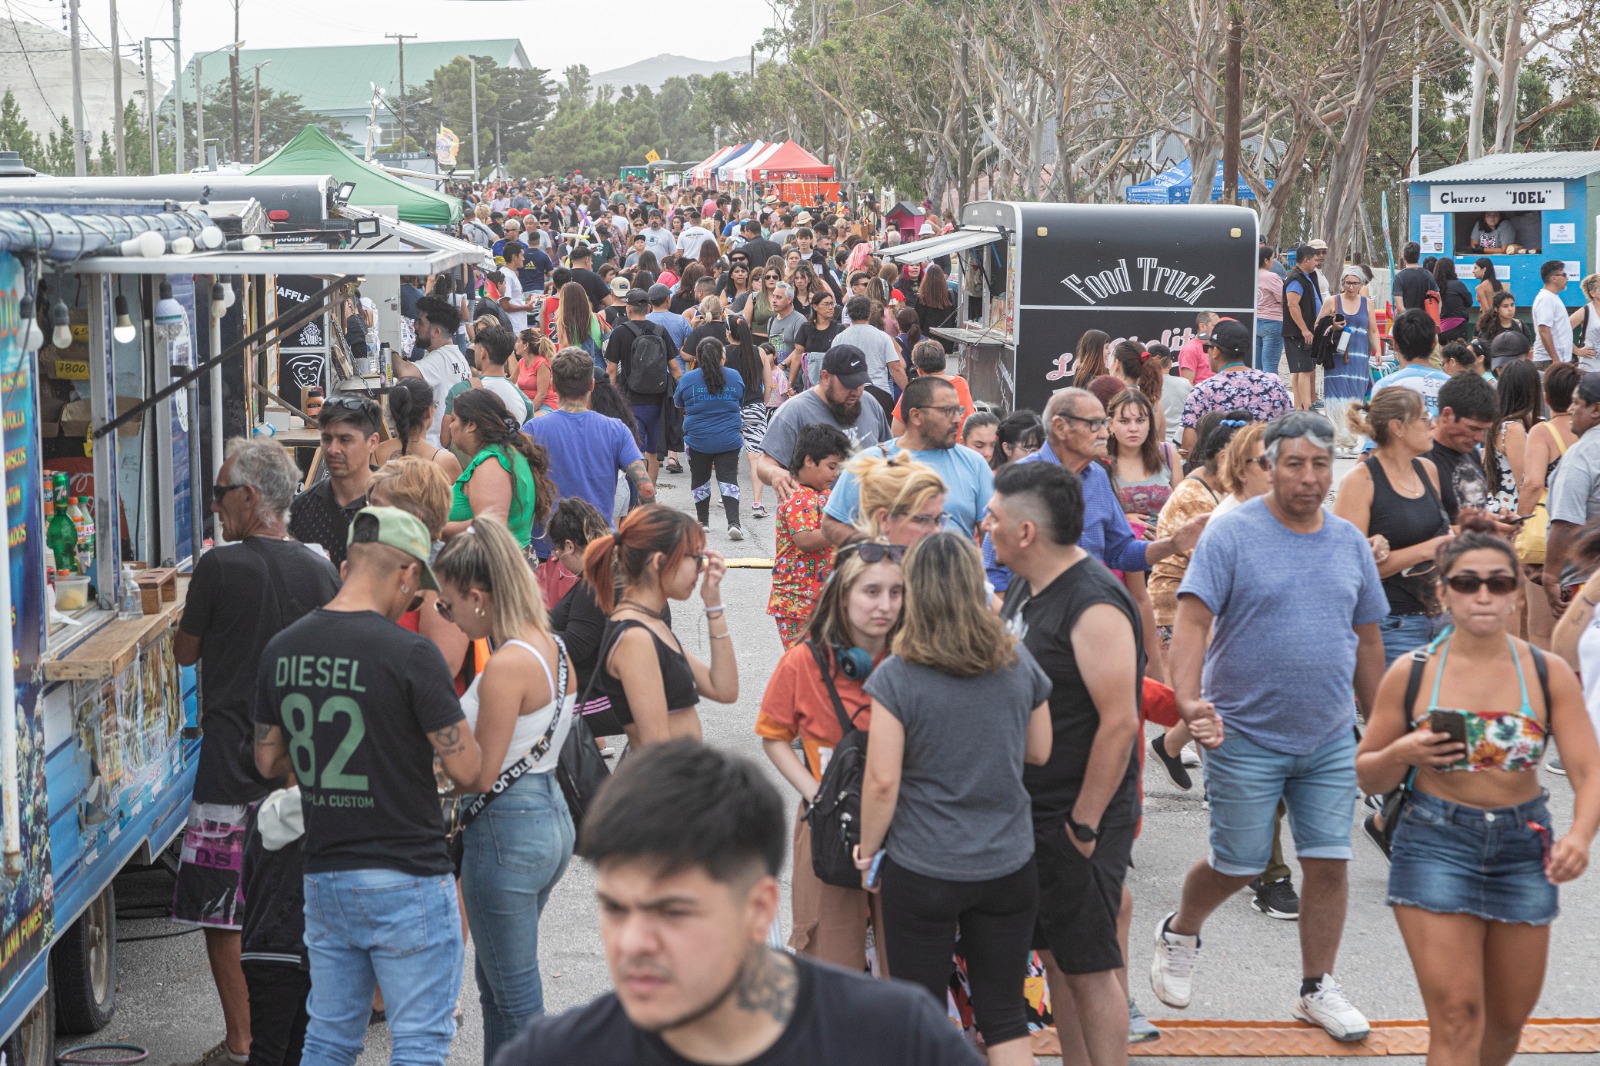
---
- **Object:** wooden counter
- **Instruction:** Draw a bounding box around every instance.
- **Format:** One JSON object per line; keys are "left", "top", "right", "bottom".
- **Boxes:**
{"left": 43, "top": 574, "right": 191, "bottom": 682}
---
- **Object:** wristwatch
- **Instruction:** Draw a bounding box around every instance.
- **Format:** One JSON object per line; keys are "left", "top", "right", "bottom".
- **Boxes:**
{"left": 1066, "top": 813, "right": 1100, "bottom": 844}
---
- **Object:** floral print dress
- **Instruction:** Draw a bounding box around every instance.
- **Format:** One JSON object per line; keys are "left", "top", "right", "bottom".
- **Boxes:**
{"left": 768, "top": 486, "right": 832, "bottom": 645}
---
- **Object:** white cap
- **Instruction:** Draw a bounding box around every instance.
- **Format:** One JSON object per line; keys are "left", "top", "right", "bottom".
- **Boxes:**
{"left": 918, "top": 222, "right": 934, "bottom": 235}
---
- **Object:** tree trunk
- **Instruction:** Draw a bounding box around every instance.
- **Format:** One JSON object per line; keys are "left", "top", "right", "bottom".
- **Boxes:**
{"left": 1491, "top": 2, "right": 1523, "bottom": 154}
{"left": 1464, "top": 5, "right": 1491, "bottom": 159}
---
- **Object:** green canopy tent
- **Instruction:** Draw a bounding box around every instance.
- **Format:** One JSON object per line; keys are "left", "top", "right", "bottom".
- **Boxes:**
{"left": 252, "top": 125, "right": 462, "bottom": 226}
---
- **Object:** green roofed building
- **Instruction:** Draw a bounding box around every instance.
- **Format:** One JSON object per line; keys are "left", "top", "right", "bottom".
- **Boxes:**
{"left": 176, "top": 39, "right": 530, "bottom": 151}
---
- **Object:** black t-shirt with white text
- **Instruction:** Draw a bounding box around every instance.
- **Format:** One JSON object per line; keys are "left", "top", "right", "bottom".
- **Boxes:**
{"left": 254, "top": 609, "right": 464, "bottom": 876}
{"left": 1001, "top": 557, "right": 1143, "bottom": 831}
{"left": 495, "top": 954, "right": 981, "bottom": 1065}
{"left": 180, "top": 539, "right": 341, "bottom": 805}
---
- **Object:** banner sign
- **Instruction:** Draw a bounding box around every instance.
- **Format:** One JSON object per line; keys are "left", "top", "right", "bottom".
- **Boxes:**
{"left": 1428, "top": 182, "right": 1565, "bottom": 212}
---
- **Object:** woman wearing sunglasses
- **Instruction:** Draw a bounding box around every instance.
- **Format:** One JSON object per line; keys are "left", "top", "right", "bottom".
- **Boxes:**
{"left": 1210, "top": 422, "right": 1269, "bottom": 518}
{"left": 756, "top": 540, "right": 905, "bottom": 970}
{"left": 1357, "top": 514, "right": 1600, "bottom": 1066}
{"left": 848, "top": 452, "right": 948, "bottom": 548}
{"left": 744, "top": 261, "right": 782, "bottom": 342}
{"left": 582, "top": 504, "right": 738, "bottom": 748}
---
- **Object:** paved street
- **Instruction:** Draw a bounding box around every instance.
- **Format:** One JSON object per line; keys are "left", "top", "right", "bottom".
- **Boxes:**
{"left": 94, "top": 463, "right": 1594, "bottom": 1065}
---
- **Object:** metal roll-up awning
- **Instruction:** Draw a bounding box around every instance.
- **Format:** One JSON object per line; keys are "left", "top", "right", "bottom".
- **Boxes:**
{"left": 881, "top": 227, "right": 1004, "bottom": 264}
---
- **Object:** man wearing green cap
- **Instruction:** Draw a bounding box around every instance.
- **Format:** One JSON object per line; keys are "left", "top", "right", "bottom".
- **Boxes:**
{"left": 254, "top": 506, "right": 482, "bottom": 1065}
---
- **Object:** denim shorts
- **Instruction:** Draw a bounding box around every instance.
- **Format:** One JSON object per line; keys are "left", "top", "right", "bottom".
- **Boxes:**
{"left": 1387, "top": 789, "right": 1558, "bottom": 925}
{"left": 1205, "top": 727, "right": 1357, "bottom": 877}
{"left": 1377, "top": 612, "right": 1445, "bottom": 668}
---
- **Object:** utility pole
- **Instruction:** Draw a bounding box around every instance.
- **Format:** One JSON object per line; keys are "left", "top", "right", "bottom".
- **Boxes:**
{"left": 195, "top": 60, "right": 205, "bottom": 169}
{"left": 172, "top": 0, "right": 184, "bottom": 172}
{"left": 495, "top": 114, "right": 502, "bottom": 178}
{"left": 110, "top": 0, "right": 125, "bottom": 174}
{"left": 467, "top": 55, "right": 479, "bottom": 177}
{"left": 68, "top": 0, "right": 87, "bottom": 174}
{"left": 252, "top": 61, "right": 270, "bottom": 163}
{"left": 229, "top": 0, "right": 243, "bottom": 163}
{"left": 958, "top": 39, "right": 970, "bottom": 207}
{"left": 385, "top": 33, "right": 417, "bottom": 151}
{"left": 144, "top": 38, "right": 156, "bottom": 172}
{"left": 1221, "top": 6, "right": 1243, "bottom": 205}
{"left": 1409, "top": 22, "right": 1421, "bottom": 178}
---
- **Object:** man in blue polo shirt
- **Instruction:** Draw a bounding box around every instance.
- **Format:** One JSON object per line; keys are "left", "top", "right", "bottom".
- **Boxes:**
{"left": 820, "top": 375, "right": 994, "bottom": 541}
{"left": 984, "top": 388, "right": 1207, "bottom": 590}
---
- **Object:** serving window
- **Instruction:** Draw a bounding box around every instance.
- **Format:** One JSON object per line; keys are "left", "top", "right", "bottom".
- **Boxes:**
{"left": 1451, "top": 210, "right": 1542, "bottom": 255}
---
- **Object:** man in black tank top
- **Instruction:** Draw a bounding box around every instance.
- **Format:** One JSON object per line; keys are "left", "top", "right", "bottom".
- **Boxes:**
{"left": 988, "top": 461, "right": 1146, "bottom": 1063}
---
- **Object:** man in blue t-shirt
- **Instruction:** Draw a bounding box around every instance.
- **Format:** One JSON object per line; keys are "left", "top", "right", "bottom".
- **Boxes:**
{"left": 1151, "top": 412, "right": 1385, "bottom": 1044}
{"left": 524, "top": 347, "right": 656, "bottom": 555}
{"left": 1371, "top": 308, "right": 1447, "bottom": 418}
{"left": 822, "top": 376, "right": 994, "bottom": 540}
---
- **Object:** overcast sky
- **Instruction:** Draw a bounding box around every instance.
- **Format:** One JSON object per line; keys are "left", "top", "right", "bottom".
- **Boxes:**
{"left": 19, "top": 0, "right": 775, "bottom": 83}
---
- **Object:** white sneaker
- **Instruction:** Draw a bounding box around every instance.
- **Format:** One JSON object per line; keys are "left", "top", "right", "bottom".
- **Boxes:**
{"left": 1180, "top": 744, "right": 1201, "bottom": 767}
{"left": 728, "top": 526, "right": 745, "bottom": 541}
{"left": 1294, "top": 974, "right": 1370, "bottom": 1042}
{"left": 1149, "top": 912, "right": 1200, "bottom": 1009}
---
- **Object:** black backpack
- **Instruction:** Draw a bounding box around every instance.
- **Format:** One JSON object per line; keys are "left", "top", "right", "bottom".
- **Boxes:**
{"left": 623, "top": 321, "right": 675, "bottom": 396}
{"left": 802, "top": 641, "right": 871, "bottom": 889}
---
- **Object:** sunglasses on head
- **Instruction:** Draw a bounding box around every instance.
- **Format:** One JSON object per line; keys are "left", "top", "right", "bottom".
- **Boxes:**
{"left": 838, "top": 541, "right": 907, "bottom": 565}
{"left": 1443, "top": 572, "right": 1519, "bottom": 595}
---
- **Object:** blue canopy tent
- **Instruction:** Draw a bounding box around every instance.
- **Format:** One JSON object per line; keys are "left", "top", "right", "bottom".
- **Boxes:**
{"left": 1125, "top": 159, "right": 1269, "bottom": 204}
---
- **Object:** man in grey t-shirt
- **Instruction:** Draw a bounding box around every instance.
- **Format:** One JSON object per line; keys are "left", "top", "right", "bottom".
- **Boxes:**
{"left": 833, "top": 296, "right": 907, "bottom": 411}
{"left": 1542, "top": 372, "right": 1600, "bottom": 615}
{"left": 765, "top": 282, "right": 808, "bottom": 368}
{"left": 755, "top": 346, "right": 891, "bottom": 500}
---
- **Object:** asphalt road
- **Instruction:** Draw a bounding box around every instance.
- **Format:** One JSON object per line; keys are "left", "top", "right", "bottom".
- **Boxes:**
{"left": 89, "top": 460, "right": 1596, "bottom": 1065}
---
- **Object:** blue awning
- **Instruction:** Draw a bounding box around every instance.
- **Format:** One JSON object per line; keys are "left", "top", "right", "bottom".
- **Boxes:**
{"left": 1126, "top": 159, "right": 1268, "bottom": 204}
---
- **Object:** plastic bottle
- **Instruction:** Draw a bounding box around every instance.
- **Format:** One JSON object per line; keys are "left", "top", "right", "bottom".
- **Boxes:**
{"left": 45, "top": 501, "right": 76, "bottom": 574}
{"left": 66, "top": 497, "right": 93, "bottom": 572}
{"left": 117, "top": 565, "right": 143, "bottom": 621}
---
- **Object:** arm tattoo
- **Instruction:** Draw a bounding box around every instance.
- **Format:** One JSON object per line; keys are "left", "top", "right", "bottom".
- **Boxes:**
{"left": 625, "top": 459, "right": 653, "bottom": 491}
{"left": 735, "top": 947, "right": 797, "bottom": 1026}
{"left": 430, "top": 723, "right": 468, "bottom": 757}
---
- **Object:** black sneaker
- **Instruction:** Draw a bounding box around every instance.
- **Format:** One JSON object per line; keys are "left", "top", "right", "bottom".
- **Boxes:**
{"left": 1249, "top": 877, "right": 1299, "bottom": 920}
{"left": 1362, "top": 812, "right": 1392, "bottom": 861}
{"left": 1150, "top": 734, "right": 1193, "bottom": 790}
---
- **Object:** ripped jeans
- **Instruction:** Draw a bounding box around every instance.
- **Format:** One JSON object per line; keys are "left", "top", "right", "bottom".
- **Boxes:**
{"left": 689, "top": 448, "right": 741, "bottom": 528}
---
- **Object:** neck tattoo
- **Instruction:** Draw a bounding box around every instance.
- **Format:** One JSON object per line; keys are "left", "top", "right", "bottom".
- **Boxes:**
{"left": 735, "top": 947, "right": 797, "bottom": 1027}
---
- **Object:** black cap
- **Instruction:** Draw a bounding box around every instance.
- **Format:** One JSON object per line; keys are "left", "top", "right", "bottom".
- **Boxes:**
{"left": 1487, "top": 329, "right": 1531, "bottom": 369}
{"left": 646, "top": 283, "right": 671, "bottom": 305}
{"left": 1210, "top": 319, "right": 1252, "bottom": 357}
{"left": 625, "top": 288, "right": 650, "bottom": 307}
{"left": 821, "top": 344, "right": 870, "bottom": 388}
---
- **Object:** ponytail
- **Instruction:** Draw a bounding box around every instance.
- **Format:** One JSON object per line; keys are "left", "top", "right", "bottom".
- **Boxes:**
{"left": 388, "top": 377, "right": 434, "bottom": 452}
{"left": 580, "top": 504, "right": 706, "bottom": 613}
{"left": 433, "top": 515, "right": 549, "bottom": 643}
{"left": 697, "top": 336, "right": 727, "bottom": 394}
{"left": 451, "top": 389, "right": 557, "bottom": 524}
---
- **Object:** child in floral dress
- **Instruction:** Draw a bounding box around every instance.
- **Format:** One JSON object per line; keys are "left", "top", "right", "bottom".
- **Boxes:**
{"left": 768, "top": 424, "right": 854, "bottom": 645}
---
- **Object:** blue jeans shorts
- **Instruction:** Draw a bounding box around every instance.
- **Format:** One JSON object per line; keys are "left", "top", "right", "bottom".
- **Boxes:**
{"left": 631, "top": 400, "right": 665, "bottom": 454}
{"left": 1206, "top": 727, "right": 1357, "bottom": 877}
{"left": 1378, "top": 612, "right": 1446, "bottom": 668}
{"left": 1388, "top": 788, "right": 1557, "bottom": 925}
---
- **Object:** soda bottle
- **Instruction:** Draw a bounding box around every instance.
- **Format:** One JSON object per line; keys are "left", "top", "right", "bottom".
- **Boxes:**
{"left": 45, "top": 501, "right": 77, "bottom": 574}
{"left": 52, "top": 471, "right": 69, "bottom": 507}
{"left": 66, "top": 497, "right": 93, "bottom": 572}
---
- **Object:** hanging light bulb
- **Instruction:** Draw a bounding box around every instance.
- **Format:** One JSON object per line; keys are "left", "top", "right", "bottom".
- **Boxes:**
{"left": 170, "top": 235, "right": 195, "bottom": 255}
{"left": 198, "top": 225, "right": 224, "bottom": 249}
{"left": 154, "top": 280, "right": 185, "bottom": 333}
{"left": 17, "top": 296, "right": 43, "bottom": 353}
{"left": 49, "top": 297, "right": 71, "bottom": 349}
{"left": 112, "top": 294, "right": 137, "bottom": 343}
{"left": 220, "top": 281, "right": 236, "bottom": 309}
{"left": 211, "top": 282, "right": 227, "bottom": 319}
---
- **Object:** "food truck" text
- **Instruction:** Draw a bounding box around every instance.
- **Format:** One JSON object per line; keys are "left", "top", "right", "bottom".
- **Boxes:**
{"left": 1060, "top": 257, "right": 1216, "bottom": 307}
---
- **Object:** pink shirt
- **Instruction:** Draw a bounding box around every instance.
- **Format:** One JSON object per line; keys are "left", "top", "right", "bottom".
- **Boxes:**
{"left": 1256, "top": 269, "right": 1284, "bottom": 322}
{"left": 1178, "top": 336, "right": 1213, "bottom": 383}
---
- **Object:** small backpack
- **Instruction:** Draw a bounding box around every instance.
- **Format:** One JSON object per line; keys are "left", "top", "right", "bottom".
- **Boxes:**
{"left": 623, "top": 321, "right": 676, "bottom": 396}
{"left": 802, "top": 642, "right": 871, "bottom": 889}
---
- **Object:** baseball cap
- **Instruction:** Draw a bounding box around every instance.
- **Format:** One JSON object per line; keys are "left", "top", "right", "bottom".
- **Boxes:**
{"left": 1209, "top": 319, "right": 1252, "bottom": 356}
{"left": 625, "top": 287, "right": 651, "bottom": 307}
{"left": 1578, "top": 372, "right": 1600, "bottom": 405}
{"left": 1487, "top": 329, "right": 1530, "bottom": 368}
{"left": 821, "top": 345, "right": 870, "bottom": 388}
{"left": 1307, "top": 238, "right": 1329, "bottom": 250}
{"left": 347, "top": 506, "right": 438, "bottom": 591}
{"left": 609, "top": 276, "right": 631, "bottom": 298}
{"left": 647, "top": 283, "right": 671, "bottom": 304}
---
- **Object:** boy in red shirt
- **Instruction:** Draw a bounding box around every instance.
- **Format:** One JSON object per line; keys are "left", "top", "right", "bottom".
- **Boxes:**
{"left": 767, "top": 424, "right": 854, "bottom": 645}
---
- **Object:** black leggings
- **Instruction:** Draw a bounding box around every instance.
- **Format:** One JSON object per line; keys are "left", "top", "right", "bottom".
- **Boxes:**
{"left": 244, "top": 962, "right": 311, "bottom": 1066}
{"left": 688, "top": 448, "right": 741, "bottom": 526}
{"left": 878, "top": 855, "right": 1038, "bottom": 1048}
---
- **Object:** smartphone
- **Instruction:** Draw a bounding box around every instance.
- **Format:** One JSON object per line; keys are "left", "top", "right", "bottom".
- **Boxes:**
{"left": 864, "top": 848, "right": 886, "bottom": 890}
{"left": 1501, "top": 513, "right": 1531, "bottom": 525}
{"left": 1428, "top": 710, "right": 1469, "bottom": 750}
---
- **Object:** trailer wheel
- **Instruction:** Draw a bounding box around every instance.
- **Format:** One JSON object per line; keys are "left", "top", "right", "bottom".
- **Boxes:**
{"left": 53, "top": 885, "right": 116, "bottom": 1035}
{"left": 2, "top": 972, "right": 55, "bottom": 1066}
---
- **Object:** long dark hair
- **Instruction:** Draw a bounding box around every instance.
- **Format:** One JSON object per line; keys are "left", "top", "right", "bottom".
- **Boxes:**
{"left": 918, "top": 263, "right": 953, "bottom": 309}
{"left": 634, "top": 250, "right": 661, "bottom": 278}
{"left": 387, "top": 377, "right": 434, "bottom": 451}
{"left": 1112, "top": 339, "right": 1166, "bottom": 409}
{"left": 558, "top": 282, "right": 594, "bottom": 347}
{"left": 696, "top": 337, "right": 728, "bottom": 394}
{"left": 724, "top": 317, "right": 762, "bottom": 398}
{"left": 590, "top": 375, "right": 645, "bottom": 448}
{"left": 895, "top": 306, "right": 921, "bottom": 352}
{"left": 1482, "top": 359, "right": 1540, "bottom": 485}
{"left": 1074, "top": 330, "right": 1111, "bottom": 383}
{"left": 1475, "top": 256, "right": 1503, "bottom": 294}
{"left": 1477, "top": 290, "right": 1517, "bottom": 338}
{"left": 993, "top": 410, "right": 1045, "bottom": 471}
{"left": 451, "top": 389, "right": 556, "bottom": 525}
{"left": 1432, "top": 257, "right": 1459, "bottom": 285}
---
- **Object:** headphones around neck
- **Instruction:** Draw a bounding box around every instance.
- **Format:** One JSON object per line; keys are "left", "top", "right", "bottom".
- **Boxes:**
{"left": 833, "top": 643, "right": 875, "bottom": 681}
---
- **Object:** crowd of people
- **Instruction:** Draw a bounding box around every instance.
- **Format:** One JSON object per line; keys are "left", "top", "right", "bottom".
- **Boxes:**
{"left": 167, "top": 173, "right": 1600, "bottom": 1066}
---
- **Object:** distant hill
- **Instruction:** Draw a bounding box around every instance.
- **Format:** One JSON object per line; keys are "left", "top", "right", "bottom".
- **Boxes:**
{"left": 591, "top": 53, "right": 759, "bottom": 92}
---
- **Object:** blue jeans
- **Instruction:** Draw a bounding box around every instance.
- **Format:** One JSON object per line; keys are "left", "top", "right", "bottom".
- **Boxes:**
{"left": 1388, "top": 789, "right": 1557, "bottom": 924}
{"left": 301, "top": 868, "right": 463, "bottom": 1066}
{"left": 1205, "top": 727, "right": 1358, "bottom": 877}
{"left": 460, "top": 770, "right": 575, "bottom": 1061}
{"left": 1378, "top": 612, "right": 1445, "bottom": 668}
{"left": 1255, "top": 318, "right": 1284, "bottom": 373}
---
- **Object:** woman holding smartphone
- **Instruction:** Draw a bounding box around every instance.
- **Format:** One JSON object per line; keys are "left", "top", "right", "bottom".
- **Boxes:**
{"left": 1357, "top": 515, "right": 1600, "bottom": 1066}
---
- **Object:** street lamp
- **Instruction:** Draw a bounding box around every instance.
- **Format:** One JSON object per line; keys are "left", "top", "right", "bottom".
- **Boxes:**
{"left": 251, "top": 60, "right": 272, "bottom": 163}
{"left": 194, "top": 41, "right": 244, "bottom": 169}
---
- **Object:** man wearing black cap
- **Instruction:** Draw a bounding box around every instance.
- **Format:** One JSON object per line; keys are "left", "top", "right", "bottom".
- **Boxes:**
{"left": 738, "top": 218, "right": 781, "bottom": 270}
{"left": 754, "top": 345, "right": 891, "bottom": 500}
{"left": 605, "top": 288, "right": 678, "bottom": 484}
{"left": 1486, "top": 328, "right": 1532, "bottom": 373}
{"left": 1180, "top": 320, "right": 1294, "bottom": 452}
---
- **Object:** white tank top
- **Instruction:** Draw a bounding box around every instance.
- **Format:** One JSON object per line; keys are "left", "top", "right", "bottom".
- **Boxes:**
{"left": 461, "top": 638, "right": 574, "bottom": 775}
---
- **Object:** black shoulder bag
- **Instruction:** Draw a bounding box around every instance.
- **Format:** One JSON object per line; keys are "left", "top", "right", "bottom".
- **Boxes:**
{"left": 802, "top": 641, "right": 872, "bottom": 889}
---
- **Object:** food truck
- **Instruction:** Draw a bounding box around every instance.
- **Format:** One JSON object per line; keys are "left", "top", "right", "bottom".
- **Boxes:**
{"left": 884, "top": 201, "right": 1259, "bottom": 413}
{"left": 0, "top": 173, "right": 486, "bottom": 1061}
{"left": 1407, "top": 151, "right": 1599, "bottom": 311}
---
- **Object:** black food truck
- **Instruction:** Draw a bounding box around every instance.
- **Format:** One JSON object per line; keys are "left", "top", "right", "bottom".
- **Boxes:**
{"left": 885, "top": 201, "right": 1259, "bottom": 413}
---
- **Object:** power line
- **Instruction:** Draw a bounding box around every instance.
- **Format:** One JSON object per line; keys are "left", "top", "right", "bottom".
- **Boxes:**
{"left": 2, "top": 0, "right": 61, "bottom": 124}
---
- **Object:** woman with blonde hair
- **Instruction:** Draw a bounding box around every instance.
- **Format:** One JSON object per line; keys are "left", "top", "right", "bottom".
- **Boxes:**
{"left": 369, "top": 457, "right": 470, "bottom": 686}
{"left": 434, "top": 516, "right": 576, "bottom": 1059}
{"left": 855, "top": 532, "right": 1052, "bottom": 1066}
{"left": 849, "top": 452, "right": 948, "bottom": 547}
{"left": 1211, "top": 422, "right": 1269, "bottom": 517}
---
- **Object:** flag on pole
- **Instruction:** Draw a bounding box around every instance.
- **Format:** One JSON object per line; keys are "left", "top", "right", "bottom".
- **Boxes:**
{"left": 436, "top": 126, "right": 460, "bottom": 168}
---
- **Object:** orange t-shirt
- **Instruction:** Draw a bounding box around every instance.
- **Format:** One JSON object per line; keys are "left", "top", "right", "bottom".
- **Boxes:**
{"left": 892, "top": 373, "right": 976, "bottom": 430}
{"left": 755, "top": 643, "right": 874, "bottom": 781}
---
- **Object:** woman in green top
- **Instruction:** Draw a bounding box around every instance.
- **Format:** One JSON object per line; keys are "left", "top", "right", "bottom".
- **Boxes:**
{"left": 443, "top": 388, "right": 556, "bottom": 548}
